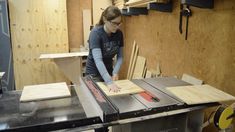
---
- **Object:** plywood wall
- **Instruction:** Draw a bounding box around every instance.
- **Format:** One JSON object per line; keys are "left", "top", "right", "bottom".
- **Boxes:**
{"left": 9, "top": 0, "right": 69, "bottom": 90}
{"left": 67, "top": 0, "right": 91, "bottom": 51}
{"left": 92, "top": 0, "right": 112, "bottom": 26}
{"left": 121, "top": 2, "right": 235, "bottom": 130}
{"left": 121, "top": 0, "right": 235, "bottom": 96}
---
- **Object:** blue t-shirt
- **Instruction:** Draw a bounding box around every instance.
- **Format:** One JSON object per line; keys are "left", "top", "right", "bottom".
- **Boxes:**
{"left": 86, "top": 26, "right": 124, "bottom": 77}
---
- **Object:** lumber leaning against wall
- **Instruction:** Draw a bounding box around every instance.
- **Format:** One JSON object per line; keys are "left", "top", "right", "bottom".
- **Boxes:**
{"left": 9, "top": 0, "right": 69, "bottom": 90}
{"left": 120, "top": 1, "right": 235, "bottom": 131}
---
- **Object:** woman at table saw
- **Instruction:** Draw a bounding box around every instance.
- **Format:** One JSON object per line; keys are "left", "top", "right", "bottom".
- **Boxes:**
{"left": 86, "top": 6, "right": 123, "bottom": 93}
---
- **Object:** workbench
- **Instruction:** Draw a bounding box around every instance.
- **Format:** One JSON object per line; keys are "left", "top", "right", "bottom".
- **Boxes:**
{"left": 0, "top": 77, "right": 219, "bottom": 132}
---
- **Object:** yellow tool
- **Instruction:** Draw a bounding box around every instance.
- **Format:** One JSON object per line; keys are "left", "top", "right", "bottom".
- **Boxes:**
{"left": 214, "top": 105, "right": 234, "bottom": 130}
{"left": 202, "top": 105, "right": 234, "bottom": 130}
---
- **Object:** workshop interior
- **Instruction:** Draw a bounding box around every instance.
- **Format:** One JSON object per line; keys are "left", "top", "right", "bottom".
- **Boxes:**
{"left": 0, "top": 0, "right": 235, "bottom": 132}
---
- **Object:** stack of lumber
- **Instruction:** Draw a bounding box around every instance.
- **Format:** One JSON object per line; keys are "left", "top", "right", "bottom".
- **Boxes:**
{"left": 127, "top": 40, "right": 161, "bottom": 79}
{"left": 114, "top": 0, "right": 126, "bottom": 9}
{"left": 125, "top": 0, "right": 169, "bottom": 7}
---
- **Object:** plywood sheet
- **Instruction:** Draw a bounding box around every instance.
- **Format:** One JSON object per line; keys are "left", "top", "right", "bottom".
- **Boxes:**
{"left": 127, "top": 41, "right": 136, "bottom": 79}
{"left": 9, "top": 0, "right": 69, "bottom": 90}
{"left": 96, "top": 80, "right": 145, "bottom": 96}
{"left": 182, "top": 73, "right": 203, "bottom": 85}
{"left": 129, "top": 44, "right": 139, "bottom": 79}
{"left": 20, "top": 82, "right": 71, "bottom": 102}
{"left": 166, "top": 85, "right": 235, "bottom": 105}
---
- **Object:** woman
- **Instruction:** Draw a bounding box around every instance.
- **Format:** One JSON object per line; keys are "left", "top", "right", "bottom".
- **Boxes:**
{"left": 86, "top": 6, "right": 123, "bottom": 93}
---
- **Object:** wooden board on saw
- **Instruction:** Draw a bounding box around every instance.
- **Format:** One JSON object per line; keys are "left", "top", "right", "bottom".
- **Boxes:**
{"left": 96, "top": 80, "right": 145, "bottom": 96}
{"left": 20, "top": 82, "right": 71, "bottom": 102}
{"left": 166, "top": 85, "right": 235, "bottom": 105}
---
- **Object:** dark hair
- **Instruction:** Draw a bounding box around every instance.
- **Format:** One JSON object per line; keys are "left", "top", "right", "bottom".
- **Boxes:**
{"left": 97, "top": 6, "right": 121, "bottom": 26}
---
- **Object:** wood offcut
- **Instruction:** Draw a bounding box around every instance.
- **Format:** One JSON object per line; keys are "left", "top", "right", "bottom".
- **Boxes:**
{"left": 20, "top": 82, "right": 71, "bottom": 102}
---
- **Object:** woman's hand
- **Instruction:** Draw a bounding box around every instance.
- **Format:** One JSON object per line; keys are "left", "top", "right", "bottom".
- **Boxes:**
{"left": 107, "top": 83, "right": 121, "bottom": 93}
{"left": 112, "top": 74, "right": 119, "bottom": 81}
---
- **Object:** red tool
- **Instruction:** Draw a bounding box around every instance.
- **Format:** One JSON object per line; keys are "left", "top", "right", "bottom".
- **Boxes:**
{"left": 139, "top": 91, "right": 160, "bottom": 102}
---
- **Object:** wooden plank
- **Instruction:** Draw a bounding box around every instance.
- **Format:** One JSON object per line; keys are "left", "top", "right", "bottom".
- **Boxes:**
{"left": 125, "top": 0, "right": 169, "bottom": 7}
{"left": 145, "top": 70, "right": 152, "bottom": 78}
{"left": 182, "top": 73, "right": 203, "bottom": 85}
{"left": 166, "top": 85, "right": 235, "bottom": 105}
{"left": 127, "top": 41, "right": 136, "bottom": 79}
{"left": 130, "top": 44, "right": 139, "bottom": 79}
{"left": 143, "top": 66, "right": 147, "bottom": 78}
{"left": 83, "top": 9, "right": 92, "bottom": 46}
{"left": 20, "top": 82, "right": 71, "bottom": 102}
{"left": 39, "top": 52, "right": 89, "bottom": 59}
{"left": 132, "top": 56, "right": 146, "bottom": 79}
{"left": 9, "top": 0, "right": 69, "bottom": 90}
{"left": 97, "top": 80, "right": 145, "bottom": 96}
{"left": 155, "top": 62, "right": 161, "bottom": 76}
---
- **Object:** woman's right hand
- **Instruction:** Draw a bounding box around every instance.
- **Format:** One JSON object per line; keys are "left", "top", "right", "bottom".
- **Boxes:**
{"left": 107, "top": 83, "right": 121, "bottom": 93}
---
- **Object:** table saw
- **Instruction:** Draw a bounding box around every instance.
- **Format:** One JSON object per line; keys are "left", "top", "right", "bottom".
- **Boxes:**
{"left": 0, "top": 77, "right": 219, "bottom": 132}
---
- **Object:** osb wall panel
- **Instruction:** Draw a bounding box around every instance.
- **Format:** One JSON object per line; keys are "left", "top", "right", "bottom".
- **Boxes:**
{"left": 121, "top": 0, "right": 235, "bottom": 96}
{"left": 9, "top": 0, "right": 69, "bottom": 90}
{"left": 67, "top": 0, "right": 91, "bottom": 51}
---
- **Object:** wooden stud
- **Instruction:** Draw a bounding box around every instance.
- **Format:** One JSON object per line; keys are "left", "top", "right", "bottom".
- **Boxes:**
{"left": 127, "top": 41, "right": 136, "bottom": 79}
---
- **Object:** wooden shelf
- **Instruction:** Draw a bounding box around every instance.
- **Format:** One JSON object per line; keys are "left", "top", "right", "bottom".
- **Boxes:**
{"left": 125, "top": 0, "right": 169, "bottom": 7}
{"left": 121, "top": 0, "right": 172, "bottom": 15}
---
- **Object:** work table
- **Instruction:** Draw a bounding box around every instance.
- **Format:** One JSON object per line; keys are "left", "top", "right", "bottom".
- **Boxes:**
{"left": 0, "top": 77, "right": 221, "bottom": 132}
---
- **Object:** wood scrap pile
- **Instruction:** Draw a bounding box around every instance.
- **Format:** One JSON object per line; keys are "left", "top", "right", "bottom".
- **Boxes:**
{"left": 127, "top": 40, "right": 161, "bottom": 80}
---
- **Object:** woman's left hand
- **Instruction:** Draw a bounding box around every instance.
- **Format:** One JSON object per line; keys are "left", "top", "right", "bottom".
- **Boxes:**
{"left": 112, "top": 74, "right": 119, "bottom": 81}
